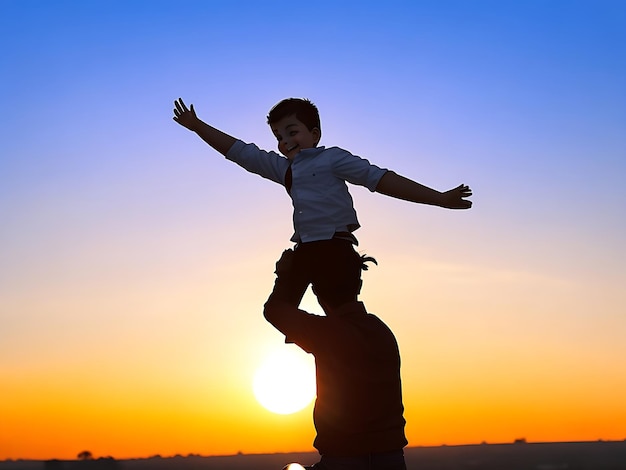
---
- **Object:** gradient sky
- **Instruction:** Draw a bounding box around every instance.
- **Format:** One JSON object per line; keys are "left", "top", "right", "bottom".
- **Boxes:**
{"left": 1, "top": 0, "right": 625, "bottom": 461}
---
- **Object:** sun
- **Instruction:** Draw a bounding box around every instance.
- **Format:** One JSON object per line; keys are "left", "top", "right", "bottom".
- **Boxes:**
{"left": 253, "top": 347, "right": 316, "bottom": 414}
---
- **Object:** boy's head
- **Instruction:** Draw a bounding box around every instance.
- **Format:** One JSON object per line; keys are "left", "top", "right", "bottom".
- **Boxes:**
{"left": 267, "top": 98, "right": 321, "bottom": 133}
{"left": 267, "top": 98, "right": 322, "bottom": 160}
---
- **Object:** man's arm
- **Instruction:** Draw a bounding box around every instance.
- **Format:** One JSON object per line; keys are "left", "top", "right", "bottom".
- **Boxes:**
{"left": 264, "top": 300, "right": 320, "bottom": 351}
{"left": 375, "top": 171, "right": 473, "bottom": 209}
{"left": 173, "top": 98, "right": 237, "bottom": 156}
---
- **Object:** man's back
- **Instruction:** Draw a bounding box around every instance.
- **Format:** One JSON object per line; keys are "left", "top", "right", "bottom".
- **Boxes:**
{"left": 309, "top": 303, "right": 407, "bottom": 456}
{"left": 264, "top": 300, "right": 407, "bottom": 457}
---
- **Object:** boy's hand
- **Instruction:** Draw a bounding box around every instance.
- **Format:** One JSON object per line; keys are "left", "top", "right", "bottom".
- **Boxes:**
{"left": 173, "top": 98, "right": 200, "bottom": 131}
{"left": 172, "top": 98, "right": 237, "bottom": 156}
{"left": 441, "top": 184, "right": 473, "bottom": 209}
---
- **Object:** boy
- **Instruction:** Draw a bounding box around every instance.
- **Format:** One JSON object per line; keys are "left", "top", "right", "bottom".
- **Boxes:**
{"left": 172, "top": 97, "right": 472, "bottom": 308}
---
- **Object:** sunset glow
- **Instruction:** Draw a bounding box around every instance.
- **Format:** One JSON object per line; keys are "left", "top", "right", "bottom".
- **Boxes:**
{"left": 1, "top": 0, "right": 625, "bottom": 462}
{"left": 253, "top": 348, "right": 316, "bottom": 415}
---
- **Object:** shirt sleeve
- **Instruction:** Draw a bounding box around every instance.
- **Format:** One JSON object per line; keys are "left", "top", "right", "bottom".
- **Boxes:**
{"left": 225, "top": 140, "right": 290, "bottom": 186}
{"left": 330, "top": 148, "right": 388, "bottom": 192}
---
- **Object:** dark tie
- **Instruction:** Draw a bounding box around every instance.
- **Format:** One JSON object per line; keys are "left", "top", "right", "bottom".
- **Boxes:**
{"left": 285, "top": 165, "right": 293, "bottom": 194}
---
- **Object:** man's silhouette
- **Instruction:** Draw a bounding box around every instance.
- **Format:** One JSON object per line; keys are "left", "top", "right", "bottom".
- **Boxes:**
{"left": 264, "top": 250, "right": 407, "bottom": 470}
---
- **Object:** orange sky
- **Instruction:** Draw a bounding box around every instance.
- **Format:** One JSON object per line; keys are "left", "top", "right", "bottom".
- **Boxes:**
{"left": 2, "top": 0, "right": 625, "bottom": 461}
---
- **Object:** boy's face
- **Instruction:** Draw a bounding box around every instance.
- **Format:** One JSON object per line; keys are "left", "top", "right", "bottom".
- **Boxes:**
{"left": 270, "top": 114, "right": 321, "bottom": 161}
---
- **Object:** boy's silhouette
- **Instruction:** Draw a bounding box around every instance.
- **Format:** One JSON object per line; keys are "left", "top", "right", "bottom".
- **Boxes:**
{"left": 264, "top": 249, "right": 407, "bottom": 470}
{"left": 173, "top": 97, "right": 472, "bottom": 310}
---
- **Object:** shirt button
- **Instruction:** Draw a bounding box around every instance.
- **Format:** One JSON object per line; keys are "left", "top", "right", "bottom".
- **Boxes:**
{"left": 298, "top": 211, "right": 303, "bottom": 214}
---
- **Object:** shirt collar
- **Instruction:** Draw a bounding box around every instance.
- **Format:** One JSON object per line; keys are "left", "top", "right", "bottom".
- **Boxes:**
{"left": 333, "top": 300, "right": 367, "bottom": 317}
{"left": 296, "top": 146, "right": 326, "bottom": 159}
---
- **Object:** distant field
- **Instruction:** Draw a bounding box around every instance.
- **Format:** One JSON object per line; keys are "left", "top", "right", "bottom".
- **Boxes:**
{"left": 3, "top": 441, "right": 626, "bottom": 470}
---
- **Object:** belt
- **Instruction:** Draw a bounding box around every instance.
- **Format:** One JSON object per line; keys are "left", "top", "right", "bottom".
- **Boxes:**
{"left": 333, "top": 231, "right": 358, "bottom": 245}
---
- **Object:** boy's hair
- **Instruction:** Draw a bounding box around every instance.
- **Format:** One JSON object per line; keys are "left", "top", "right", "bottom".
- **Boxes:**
{"left": 267, "top": 98, "right": 321, "bottom": 133}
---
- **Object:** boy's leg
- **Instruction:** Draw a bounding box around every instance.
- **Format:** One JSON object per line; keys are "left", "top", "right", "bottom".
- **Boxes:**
{"left": 265, "top": 238, "right": 362, "bottom": 308}
{"left": 265, "top": 248, "right": 312, "bottom": 307}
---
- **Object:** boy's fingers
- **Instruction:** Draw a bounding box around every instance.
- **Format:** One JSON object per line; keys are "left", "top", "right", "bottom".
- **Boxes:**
{"left": 459, "top": 184, "right": 472, "bottom": 197}
{"left": 455, "top": 201, "right": 472, "bottom": 209}
{"left": 174, "top": 98, "right": 189, "bottom": 113}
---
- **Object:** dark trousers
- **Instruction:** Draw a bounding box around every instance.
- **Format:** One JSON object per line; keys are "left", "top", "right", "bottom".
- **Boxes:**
{"left": 266, "top": 238, "right": 362, "bottom": 308}
{"left": 306, "top": 450, "right": 407, "bottom": 470}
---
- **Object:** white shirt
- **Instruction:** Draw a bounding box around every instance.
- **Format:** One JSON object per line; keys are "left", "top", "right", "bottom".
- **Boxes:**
{"left": 226, "top": 140, "right": 387, "bottom": 243}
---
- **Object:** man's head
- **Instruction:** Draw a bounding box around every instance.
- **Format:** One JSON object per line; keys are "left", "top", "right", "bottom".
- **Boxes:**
{"left": 267, "top": 98, "right": 322, "bottom": 160}
{"left": 312, "top": 254, "right": 377, "bottom": 316}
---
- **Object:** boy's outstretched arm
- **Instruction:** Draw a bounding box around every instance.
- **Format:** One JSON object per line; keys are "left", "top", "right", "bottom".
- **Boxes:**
{"left": 375, "top": 171, "right": 473, "bottom": 209}
{"left": 173, "top": 98, "right": 237, "bottom": 156}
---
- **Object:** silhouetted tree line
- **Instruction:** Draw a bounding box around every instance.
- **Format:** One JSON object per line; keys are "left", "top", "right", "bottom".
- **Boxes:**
{"left": 44, "top": 454, "right": 119, "bottom": 470}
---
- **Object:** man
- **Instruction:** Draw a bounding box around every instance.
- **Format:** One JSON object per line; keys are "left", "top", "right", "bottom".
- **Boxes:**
{"left": 264, "top": 250, "right": 408, "bottom": 470}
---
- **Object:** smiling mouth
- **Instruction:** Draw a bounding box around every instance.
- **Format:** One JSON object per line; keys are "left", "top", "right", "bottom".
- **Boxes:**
{"left": 287, "top": 145, "right": 298, "bottom": 152}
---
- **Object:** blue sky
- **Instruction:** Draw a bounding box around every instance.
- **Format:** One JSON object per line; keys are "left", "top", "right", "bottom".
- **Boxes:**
{"left": 1, "top": 0, "right": 626, "bottom": 459}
